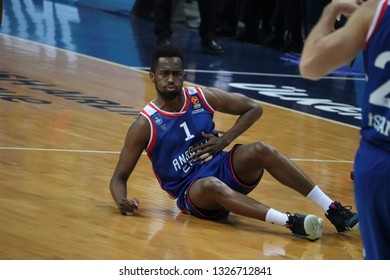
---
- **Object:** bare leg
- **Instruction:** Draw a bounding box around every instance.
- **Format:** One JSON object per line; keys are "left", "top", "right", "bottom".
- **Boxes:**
{"left": 189, "top": 176, "right": 270, "bottom": 221}
{"left": 233, "top": 142, "right": 316, "bottom": 196}
{"left": 189, "top": 142, "right": 319, "bottom": 219}
{"left": 188, "top": 176, "right": 324, "bottom": 241}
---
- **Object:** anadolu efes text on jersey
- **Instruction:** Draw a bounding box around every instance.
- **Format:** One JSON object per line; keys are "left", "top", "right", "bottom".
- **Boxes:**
{"left": 140, "top": 87, "right": 218, "bottom": 198}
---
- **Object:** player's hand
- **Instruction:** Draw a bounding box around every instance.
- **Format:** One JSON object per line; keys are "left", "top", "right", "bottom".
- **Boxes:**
{"left": 118, "top": 197, "right": 139, "bottom": 216}
{"left": 332, "top": 0, "right": 364, "bottom": 20}
{"left": 191, "top": 131, "right": 228, "bottom": 164}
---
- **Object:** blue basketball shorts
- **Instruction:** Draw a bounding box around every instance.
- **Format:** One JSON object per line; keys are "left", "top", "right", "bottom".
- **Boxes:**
{"left": 354, "top": 139, "right": 390, "bottom": 259}
{"left": 177, "top": 144, "right": 264, "bottom": 220}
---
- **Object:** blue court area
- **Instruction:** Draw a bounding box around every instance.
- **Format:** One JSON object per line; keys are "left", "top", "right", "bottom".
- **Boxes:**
{"left": 1, "top": 0, "right": 366, "bottom": 127}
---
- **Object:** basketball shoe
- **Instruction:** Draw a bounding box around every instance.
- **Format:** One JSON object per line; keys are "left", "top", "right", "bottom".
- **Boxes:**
{"left": 285, "top": 213, "right": 323, "bottom": 241}
{"left": 325, "top": 201, "right": 359, "bottom": 233}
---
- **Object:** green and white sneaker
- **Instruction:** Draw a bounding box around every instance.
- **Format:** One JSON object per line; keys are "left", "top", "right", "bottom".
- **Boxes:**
{"left": 285, "top": 213, "right": 323, "bottom": 241}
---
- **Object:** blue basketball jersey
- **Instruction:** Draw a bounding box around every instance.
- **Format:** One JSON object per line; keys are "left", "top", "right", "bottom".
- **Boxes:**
{"left": 354, "top": 0, "right": 390, "bottom": 259}
{"left": 140, "top": 87, "right": 218, "bottom": 199}
{"left": 362, "top": 0, "right": 390, "bottom": 151}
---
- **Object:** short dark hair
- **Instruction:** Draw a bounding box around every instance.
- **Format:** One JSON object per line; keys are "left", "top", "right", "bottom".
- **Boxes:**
{"left": 150, "top": 44, "right": 184, "bottom": 73}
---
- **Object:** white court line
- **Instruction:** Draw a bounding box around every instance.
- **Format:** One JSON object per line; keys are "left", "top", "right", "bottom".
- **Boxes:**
{"left": 0, "top": 34, "right": 362, "bottom": 129}
{"left": 290, "top": 158, "right": 353, "bottom": 163}
{"left": 137, "top": 67, "right": 366, "bottom": 81}
{"left": 1, "top": 33, "right": 365, "bottom": 81}
{"left": 0, "top": 147, "right": 119, "bottom": 154}
{"left": 0, "top": 33, "right": 358, "bottom": 162}
{"left": 0, "top": 146, "right": 354, "bottom": 163}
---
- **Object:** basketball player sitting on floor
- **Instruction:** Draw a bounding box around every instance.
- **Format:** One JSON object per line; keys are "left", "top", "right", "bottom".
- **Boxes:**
{"left": 109, "top": 44, "right": 359, "bottom": 241}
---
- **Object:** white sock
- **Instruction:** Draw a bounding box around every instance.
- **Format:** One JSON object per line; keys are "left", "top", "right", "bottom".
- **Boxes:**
{"left": 306, "top": 185, "right": 333, "bottom": 212}
{"left": 265, "top": 208, "right": 289, "bottom": 227}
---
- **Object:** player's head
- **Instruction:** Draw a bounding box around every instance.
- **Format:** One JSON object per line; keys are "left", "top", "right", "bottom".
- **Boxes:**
{"left": 150, "top": 44, "right": 185, "bottom": 100}
{"left": 150, "top": 44, "right": 184, "bottom": 73}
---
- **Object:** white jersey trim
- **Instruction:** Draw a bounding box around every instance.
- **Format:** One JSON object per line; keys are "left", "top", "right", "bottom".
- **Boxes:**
{"left": 140, "top": 104, "right": 156, "bottom": 152}
{"left": 366, "top": 0, "right": 389, "bottom": 43}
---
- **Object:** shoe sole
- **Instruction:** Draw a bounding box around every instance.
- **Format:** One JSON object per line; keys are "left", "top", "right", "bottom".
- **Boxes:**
{"left": 349, "top": 221, "right": 359, "bottom": 231}
{"left": 338, "top": 221, "right": 360, "bottom": 234}
{"left": 301, "top": 215, "right": 323, "bottom": 241}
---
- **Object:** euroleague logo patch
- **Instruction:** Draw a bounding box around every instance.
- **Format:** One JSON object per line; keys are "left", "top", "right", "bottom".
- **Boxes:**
{"left": 191, "top": 96, "right": 200, "bottom": 106}
{"left": 191, "top": 96, "right": 204, "bottom": 114}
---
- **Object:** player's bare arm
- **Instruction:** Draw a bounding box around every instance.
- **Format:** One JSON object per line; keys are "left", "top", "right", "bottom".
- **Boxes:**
{"left": 191, "top": 87, "right": 263, "bottom": 163}
{"left": 109, "top": 114, "right": 150, "bottom": 215}
{"left": 300, "top": 0, "right": 375, "bottom": 79}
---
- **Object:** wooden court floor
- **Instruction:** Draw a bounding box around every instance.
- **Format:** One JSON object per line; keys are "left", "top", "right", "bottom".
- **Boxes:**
{"left": 0, "top": 34, "right": 363, "bottom": 260}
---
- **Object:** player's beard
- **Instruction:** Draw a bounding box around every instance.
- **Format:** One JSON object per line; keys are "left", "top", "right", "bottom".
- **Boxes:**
{"left": 156, "top": 83, "right": 181, "bottom": 101}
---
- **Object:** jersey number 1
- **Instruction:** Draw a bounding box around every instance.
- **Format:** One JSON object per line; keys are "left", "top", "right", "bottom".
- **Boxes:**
{"left": 180, "top": 122, "right": 195, "bottom": 141}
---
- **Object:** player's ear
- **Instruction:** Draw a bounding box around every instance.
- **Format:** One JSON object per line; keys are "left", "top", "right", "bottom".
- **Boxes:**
{"left": 149, "top": 72, "right": 155, "bottom": 81}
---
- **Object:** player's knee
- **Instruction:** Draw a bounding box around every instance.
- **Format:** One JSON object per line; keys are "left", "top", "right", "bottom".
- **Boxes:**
{"left": 201, "top": 177, "right": 232, "bottom": 198}
{"left": 254, "top": 141, "right": 278, "bottom": 157}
